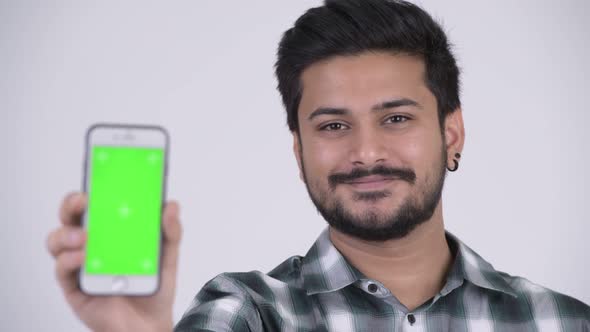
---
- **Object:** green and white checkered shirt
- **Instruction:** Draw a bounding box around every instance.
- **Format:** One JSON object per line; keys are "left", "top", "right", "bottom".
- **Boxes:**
{"left": 175, "top": 228, "right": 590, "bottom": 331}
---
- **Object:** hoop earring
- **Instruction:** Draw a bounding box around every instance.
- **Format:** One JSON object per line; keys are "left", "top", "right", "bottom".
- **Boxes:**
{"left": 447, "top": 152, "right": 461, "bottom": 172}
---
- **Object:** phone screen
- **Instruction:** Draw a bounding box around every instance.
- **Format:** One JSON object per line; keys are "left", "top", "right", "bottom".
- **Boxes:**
{"left": 84, "top": 146, "right": 165, "bottom": 276}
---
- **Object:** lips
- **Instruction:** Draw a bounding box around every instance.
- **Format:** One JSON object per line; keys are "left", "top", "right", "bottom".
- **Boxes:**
{"left": 346, "top": 175, "right": 393, "bottom": 184}
{"left": 344, "top": 175, "right": 395, "bottom": 190}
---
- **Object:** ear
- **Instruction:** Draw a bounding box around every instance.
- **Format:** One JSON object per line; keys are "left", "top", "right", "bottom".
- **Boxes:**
{"left": 444, "top": 108, "right": 465, "bottom": 163}
{"left": 292, "top": 132, "right": 305, "bottom": 182}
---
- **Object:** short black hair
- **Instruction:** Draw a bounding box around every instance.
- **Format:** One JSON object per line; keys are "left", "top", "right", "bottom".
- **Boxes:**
{"left": 275, "top": 0, "right": 461, "bottom": 132}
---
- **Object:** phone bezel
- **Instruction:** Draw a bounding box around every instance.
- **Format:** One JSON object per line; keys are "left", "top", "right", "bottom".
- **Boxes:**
{"left": 79, "top": 123, "right": 169, "bottom": 296}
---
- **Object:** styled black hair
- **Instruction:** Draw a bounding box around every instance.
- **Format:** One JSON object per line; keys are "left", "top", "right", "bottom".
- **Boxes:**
{"left": 275, "top": 0, "right": 461, "bottom": 132}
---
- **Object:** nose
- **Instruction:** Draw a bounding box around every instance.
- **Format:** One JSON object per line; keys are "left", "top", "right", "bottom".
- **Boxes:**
{"left": 349, "top": 127, "right": 387, "bottom": 167}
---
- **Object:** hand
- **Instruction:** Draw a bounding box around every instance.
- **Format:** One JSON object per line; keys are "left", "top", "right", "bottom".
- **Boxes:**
{"left": 47, "top": 193, "right": 182, "bottom": 332}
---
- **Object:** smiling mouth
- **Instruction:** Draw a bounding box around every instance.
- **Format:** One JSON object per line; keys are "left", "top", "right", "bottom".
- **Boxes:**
{"left": 344, "top": 175, "right": 395, "bottom": 190}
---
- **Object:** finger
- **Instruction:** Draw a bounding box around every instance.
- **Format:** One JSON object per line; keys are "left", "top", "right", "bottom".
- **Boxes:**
{"left": 59, "top": 192, "right": 87, "bottom": 226}
{"left": 47, "top": 227, "right": 86, "bottom": 258}
{"left": 161, "top": 201, "right": 182, "bottom": 276}
{"left": 55, "top": 249, "right": 85, "bottom": 295}
{"left": 55, "top": 249, "right": 90, "bottom": 309}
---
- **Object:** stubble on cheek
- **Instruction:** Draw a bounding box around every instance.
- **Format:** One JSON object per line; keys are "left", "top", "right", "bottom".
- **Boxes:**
{"left": 312, "top": 177, "right": 336, "bottom": 209}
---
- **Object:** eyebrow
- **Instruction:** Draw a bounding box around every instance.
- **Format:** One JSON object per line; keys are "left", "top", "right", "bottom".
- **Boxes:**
{"left": 373, "top": 98, "right": 420, "bottom": 111}
{"left": 307, "top": 98, "right": 421, "bottom": 121}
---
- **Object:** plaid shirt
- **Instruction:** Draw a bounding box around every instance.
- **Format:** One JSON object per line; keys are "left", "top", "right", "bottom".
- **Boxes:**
{"left": 176, "top": 228, "right": 590, "bottom": 331}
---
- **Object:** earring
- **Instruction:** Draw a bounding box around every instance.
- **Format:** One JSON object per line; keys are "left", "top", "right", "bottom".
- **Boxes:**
{"left": 447, "top": 152, "right": 461, "bottom": 172}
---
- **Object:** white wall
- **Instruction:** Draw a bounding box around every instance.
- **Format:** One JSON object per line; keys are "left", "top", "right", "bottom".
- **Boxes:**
{"left": 1, "top": 0, "right": 588, "bottom": 330}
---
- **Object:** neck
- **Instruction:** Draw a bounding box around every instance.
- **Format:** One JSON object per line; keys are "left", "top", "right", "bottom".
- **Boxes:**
{"left": 329, "top": 203, "right": 452, "bottom": 311}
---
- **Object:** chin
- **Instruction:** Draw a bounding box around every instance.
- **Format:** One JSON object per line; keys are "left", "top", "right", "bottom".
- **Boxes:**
{"left": 346, "top": 205, "right": 399, "bottom": 222}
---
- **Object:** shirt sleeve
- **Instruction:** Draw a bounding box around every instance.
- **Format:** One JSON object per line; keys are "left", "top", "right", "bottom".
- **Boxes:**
{"left": 174, "top": 274, "right": 263, "bottom": 332}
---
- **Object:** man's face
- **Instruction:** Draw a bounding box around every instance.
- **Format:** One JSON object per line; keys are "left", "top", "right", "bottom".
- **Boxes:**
{"left": 294, "top": 52, "right": 462, "bottom": 241}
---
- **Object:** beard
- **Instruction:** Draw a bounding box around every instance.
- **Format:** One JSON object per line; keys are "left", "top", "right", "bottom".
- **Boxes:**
{"left": 301, "top": 148, "right": 448, "bottom": 242}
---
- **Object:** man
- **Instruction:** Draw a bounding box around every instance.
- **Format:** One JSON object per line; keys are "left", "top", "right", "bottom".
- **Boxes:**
{"left": 47, "top": 0, "right": 590, "bottom": 331}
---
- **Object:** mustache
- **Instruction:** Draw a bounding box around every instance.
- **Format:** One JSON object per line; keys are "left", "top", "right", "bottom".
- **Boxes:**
{"left": 328, "top": 165, "right": 416, "bottom": 190}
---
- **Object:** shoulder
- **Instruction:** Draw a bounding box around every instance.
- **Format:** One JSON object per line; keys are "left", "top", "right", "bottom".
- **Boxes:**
{"left": 174, "top": 273, "right": 262, "bottom": 331}
{"left": 498, "top": 271, "right": 590, "bottom": 322}
{"left": 196, "top": 254, "right": 304, "bottom": 293}
{"left": 217, "top": 254, "right": 306, "bottom": 299}
{"left": 193, "top": 253, "right": 305, "bottom": 305}
{"left": 175, "top": 256, "right": 306, "bottom": 331}
{"left": 451, "top": 232, "right": 589, "bottom": 324}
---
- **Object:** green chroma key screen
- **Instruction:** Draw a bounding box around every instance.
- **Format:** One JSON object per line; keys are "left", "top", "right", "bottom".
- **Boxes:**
{"left": 85, "top": 146, "right": 164, "bottom": 275}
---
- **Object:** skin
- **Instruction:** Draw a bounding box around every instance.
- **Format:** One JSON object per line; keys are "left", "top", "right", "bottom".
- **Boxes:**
{"left": 293, "top": 51, "right": 465, "bottom": 311}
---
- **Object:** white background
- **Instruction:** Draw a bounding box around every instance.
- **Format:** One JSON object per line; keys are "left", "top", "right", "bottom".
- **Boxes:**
{"left": 1, "top": 0, "right": 589, "bottom": 330}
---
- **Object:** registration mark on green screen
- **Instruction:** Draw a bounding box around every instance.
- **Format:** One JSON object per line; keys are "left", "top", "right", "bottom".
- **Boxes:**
{"left": 85, "top": 146, "right": 164, "bottom": 275}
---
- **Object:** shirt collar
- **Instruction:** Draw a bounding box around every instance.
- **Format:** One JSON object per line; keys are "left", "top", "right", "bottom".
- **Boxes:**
{"left": 301, "top": 227, "right": 518, "bottom": 298}
{"left": 445, "top": 231, "right": 518, "bottom": 298}
{"left": 301, "top": 228, "right": 363, "bottom": 295}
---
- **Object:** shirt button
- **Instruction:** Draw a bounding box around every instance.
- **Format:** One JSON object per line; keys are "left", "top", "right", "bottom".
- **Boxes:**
{"left": 407, "top": 314, "right": 416, "bottom": 325}
{"left": 367, "top": 283, "right": 379, "bottom": 293}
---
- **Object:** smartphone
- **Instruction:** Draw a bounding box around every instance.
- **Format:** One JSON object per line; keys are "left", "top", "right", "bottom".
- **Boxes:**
{"left": 79, "top": 123, "right": 169, "bottom": 295}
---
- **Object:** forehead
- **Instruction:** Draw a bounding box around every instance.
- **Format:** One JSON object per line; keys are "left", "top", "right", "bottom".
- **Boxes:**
{"left": 299, "top": 52, "right": 433, "bottom": 115}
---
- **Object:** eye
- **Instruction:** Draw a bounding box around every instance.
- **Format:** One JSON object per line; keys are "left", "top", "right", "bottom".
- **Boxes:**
{"left": 320, "top": 122, "right": 349, "bottom": 131}
{"left": 385, "top": 115, "right": 409, "bottom": 124}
